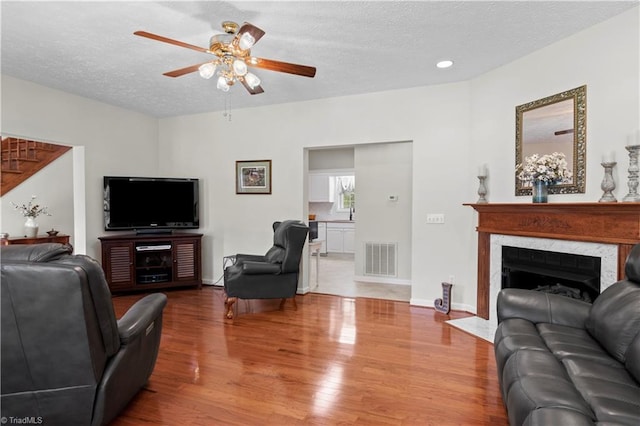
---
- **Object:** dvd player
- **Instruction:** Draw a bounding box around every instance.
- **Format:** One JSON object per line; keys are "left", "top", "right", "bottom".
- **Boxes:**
{"left": 136, "top": 244, "right": 171, "bottom": 251}
{"left": 138, "top": 273, "right": 169, "bottom": 284}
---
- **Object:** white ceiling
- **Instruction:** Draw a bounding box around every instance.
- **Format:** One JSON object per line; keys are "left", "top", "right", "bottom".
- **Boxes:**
{"left": 1, "top": 1, "right": 636, "bottom": 118}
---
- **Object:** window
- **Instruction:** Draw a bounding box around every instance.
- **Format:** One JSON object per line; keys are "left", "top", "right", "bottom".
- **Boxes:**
{"left": 341, "top": 191, "right": 355, "bottom": 210}
{"left": 336, "top": 176, "right": 355, "bottom": 211}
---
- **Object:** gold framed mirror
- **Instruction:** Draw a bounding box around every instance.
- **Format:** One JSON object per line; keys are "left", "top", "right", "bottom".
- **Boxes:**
{"left": 515, "top": 85, "right": 586, "bottom": 196}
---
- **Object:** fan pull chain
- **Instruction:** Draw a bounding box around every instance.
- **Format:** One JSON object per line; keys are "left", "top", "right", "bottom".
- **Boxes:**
{"left": 223, "top": 94, "right": 232, "bottom": 122}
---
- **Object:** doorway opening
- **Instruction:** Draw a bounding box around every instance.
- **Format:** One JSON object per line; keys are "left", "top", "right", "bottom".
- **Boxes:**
{"left": 305, "top": 142, "right": 412, "bottom": 302}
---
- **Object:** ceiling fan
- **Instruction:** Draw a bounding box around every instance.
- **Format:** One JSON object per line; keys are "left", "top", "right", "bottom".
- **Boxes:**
{"left": 134, "top": 21, "right": 316, "bottom": 95}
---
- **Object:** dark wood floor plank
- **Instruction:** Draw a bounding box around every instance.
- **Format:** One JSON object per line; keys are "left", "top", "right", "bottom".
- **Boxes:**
{"left": 110, "top": 287, "right": 507, "bottom": 425}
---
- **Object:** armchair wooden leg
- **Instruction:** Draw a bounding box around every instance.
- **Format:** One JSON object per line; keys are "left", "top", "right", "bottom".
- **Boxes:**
{"left": 279, "top": 297, "right": 297, "bottom": 311}
{"left": 225, "top": 297, "right": 237, "bottom": 319}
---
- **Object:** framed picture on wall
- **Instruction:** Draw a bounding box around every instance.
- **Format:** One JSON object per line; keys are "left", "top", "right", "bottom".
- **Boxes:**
{"left": 235, "top": 160, "right": 272, "bottom": 194}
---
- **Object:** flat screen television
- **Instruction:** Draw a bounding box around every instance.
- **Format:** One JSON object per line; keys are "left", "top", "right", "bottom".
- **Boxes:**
{"left": 104, "top": 176, "right": 199, "bottom": 232}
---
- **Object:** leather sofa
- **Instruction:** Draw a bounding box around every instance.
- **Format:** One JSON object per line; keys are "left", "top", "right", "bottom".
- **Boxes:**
{"left": 1, "top": 243, "right": 167, "bottom": 425}
{"left": 494, "top": 243, "right": 640, "bottom": 425}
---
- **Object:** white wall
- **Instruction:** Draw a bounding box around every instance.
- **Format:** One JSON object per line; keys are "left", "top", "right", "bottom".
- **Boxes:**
{"left": 1, "top": 75, "right": 159, "bottom": 260}
{"left": 354, "top": 142, "right": 412, "bottom": 282}
{"left": 1, "top": 150, "right": 73, "bottom": 241}
{"left": 309, "top": 147, "right": 354, "bottom": 170}
{"left": 470, "top": 7, "right": 639, "bottom": 204}
{"left": 159, "top": 7, "right": 639, "bottom": 312}
{"left": 463, "top": 6, "right": 639, "bottom": 311}
{"left": 159, "top": 81, "right": 473, "bottom": 303}
{"left": 1, "top": 7, "right": 636, "bottom": 315}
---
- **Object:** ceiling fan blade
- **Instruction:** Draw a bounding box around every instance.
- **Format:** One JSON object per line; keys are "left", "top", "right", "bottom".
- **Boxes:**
{"left": 247, "top": 57, "right": 316, "bottom": 78}
{"left": 554, "top": 129, "right": 574, "bottom": 136}
{"left": 163, "top": 63, "right": 211, "bottom": 78}
{"left": 239, "top": 78, "right": 265, "bottom": 95}
{"left": 134, "top": 31, "right": 210, "bottom": 54}
{"left": 236, "top": 22, "right": 266, "bottom": 46}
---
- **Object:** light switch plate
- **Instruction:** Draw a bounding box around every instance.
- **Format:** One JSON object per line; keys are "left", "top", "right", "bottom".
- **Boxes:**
{"left": 426, "top": 213, "right": 445, "bottom": 224}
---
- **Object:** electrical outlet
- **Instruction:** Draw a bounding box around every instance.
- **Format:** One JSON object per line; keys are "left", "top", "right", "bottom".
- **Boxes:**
{"left": 426, "top": 213, "right": 445, "bottom": 224}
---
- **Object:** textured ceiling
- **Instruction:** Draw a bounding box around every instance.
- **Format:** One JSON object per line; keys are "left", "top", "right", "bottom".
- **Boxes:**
{"left": 1, "top": 1, "right": 636, "bottom": 118}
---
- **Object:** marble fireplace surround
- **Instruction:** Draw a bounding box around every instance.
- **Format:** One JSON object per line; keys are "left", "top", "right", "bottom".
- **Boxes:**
{"left": 489, "top": 235, "right": 617, "bottom": 323}
{"left": 466, "top": 203, "right": 640, "bottom": 321}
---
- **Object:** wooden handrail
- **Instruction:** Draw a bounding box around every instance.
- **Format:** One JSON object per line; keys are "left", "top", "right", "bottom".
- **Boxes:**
{"left": 1, "top": 137, "right": 72, "bottom": 195}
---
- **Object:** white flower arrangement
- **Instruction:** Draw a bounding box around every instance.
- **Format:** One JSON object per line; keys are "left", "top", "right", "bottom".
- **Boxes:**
{"left": 10, "top": 195, "right": 51, "bottom": 218}
{"left": 517, "top": 152, "right": 573, "bottom": 184}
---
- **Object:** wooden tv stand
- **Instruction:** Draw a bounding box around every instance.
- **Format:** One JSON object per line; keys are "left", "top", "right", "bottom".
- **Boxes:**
{"left": 99, "top": 233, "right": 202, "bottom": 293}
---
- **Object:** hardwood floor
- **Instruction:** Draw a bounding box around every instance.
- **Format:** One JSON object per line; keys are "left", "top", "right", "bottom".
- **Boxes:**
{"left": 110, "top": 287, "right": 508, "bottom": 425}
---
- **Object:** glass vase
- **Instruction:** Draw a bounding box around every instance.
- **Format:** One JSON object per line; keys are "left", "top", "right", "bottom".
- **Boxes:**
{"left": 24, "top": 216, "right": 38, "bottom": 238}
{"left": 532, "top": 180, "right": 549, "bottom": 203}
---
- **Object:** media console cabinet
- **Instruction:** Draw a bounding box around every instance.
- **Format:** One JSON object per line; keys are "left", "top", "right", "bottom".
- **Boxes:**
{"left": 99, "top": 233, "right": 202, "bottom": 293}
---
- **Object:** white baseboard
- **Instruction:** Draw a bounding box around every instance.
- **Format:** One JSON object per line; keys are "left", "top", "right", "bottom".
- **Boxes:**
{"left": 452, "top": 302, "right": 475, "bottom": 314}
{"left": 353, "top": 275, "right": 411, "bottom": 286}
{"left": 205, "top": 279, "right": 475, "bottom": 314}
{"left": 409, "top": 297, "right": 432, "bottom": 307}
{"left": 409, "top": 297, "right": 475, "bottom": 314}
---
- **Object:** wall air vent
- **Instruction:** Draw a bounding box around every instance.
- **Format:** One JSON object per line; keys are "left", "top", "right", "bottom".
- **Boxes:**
{"left": 364, "top": 242, "right": 397, "bottom": 277}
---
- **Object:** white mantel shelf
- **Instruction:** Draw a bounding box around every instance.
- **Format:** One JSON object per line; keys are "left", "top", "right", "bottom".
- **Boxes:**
{"left": 465, "top": 202, "right": 640, "bottom": 319}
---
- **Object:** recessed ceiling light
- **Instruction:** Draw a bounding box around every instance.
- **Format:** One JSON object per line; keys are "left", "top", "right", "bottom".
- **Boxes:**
{"left": 436, "top": 60, "right": 454, "bottom": 69}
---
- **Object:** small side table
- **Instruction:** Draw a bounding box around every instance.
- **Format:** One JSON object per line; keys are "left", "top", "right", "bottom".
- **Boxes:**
{"left": 309, "top": 240, "right": 323, "bottom": 290}
{"left": 1, "top": 234, "right": 70, "bottom": 246}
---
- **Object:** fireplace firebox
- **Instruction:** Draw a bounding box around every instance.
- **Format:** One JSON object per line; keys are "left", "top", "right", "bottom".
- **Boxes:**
{"left": 501, "top": 246, "right": 601, "bottom": 303}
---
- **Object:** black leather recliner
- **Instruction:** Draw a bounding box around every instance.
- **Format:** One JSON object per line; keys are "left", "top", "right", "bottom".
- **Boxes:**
{"left": 494, "top": 243, "right": 640, "bottom": 425}
{"left": 1, "top": 243, "right": 167, "bottom": 425}
{"left": 223, "top": 220, "right": 309, "bottom": 319}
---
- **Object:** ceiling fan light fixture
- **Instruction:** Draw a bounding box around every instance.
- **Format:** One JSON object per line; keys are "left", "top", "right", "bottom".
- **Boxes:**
{"left": 238, "top": 32, "right": 255, "bottom": 51}
{"left": 244, "top": 72, "right": 261, "bottom": 89}
{"left": 217, "top": 76, "right": 231, "bottom": 92}
{"left": 134, "top": 20, "right": 316, "bottom": 95}
{"left": 232, "top": 59, "right": 248, "bottom": 76}
{"left": 198, "top": 63, "right": 216, "bottom": 79}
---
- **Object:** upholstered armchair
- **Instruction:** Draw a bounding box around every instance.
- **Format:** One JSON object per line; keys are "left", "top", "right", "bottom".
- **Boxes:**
{"left": 224, "top": 220, "right": 309, "bottom": 319}
{"left": 1, "top": 243, "right": 167, "bottom": 426}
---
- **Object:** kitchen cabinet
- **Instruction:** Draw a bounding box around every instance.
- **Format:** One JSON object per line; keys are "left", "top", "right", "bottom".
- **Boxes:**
{"left": 309, "top": 173, "right": 335, "bottom": 202}
{"left": 326, "top": 228, "right": 343, "bottom": 252}
{"left": 343, "top": 228, "right": 355, "bottom": 253}
{"left": 326, "top": 222, "right": 355, "bottom": 253}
